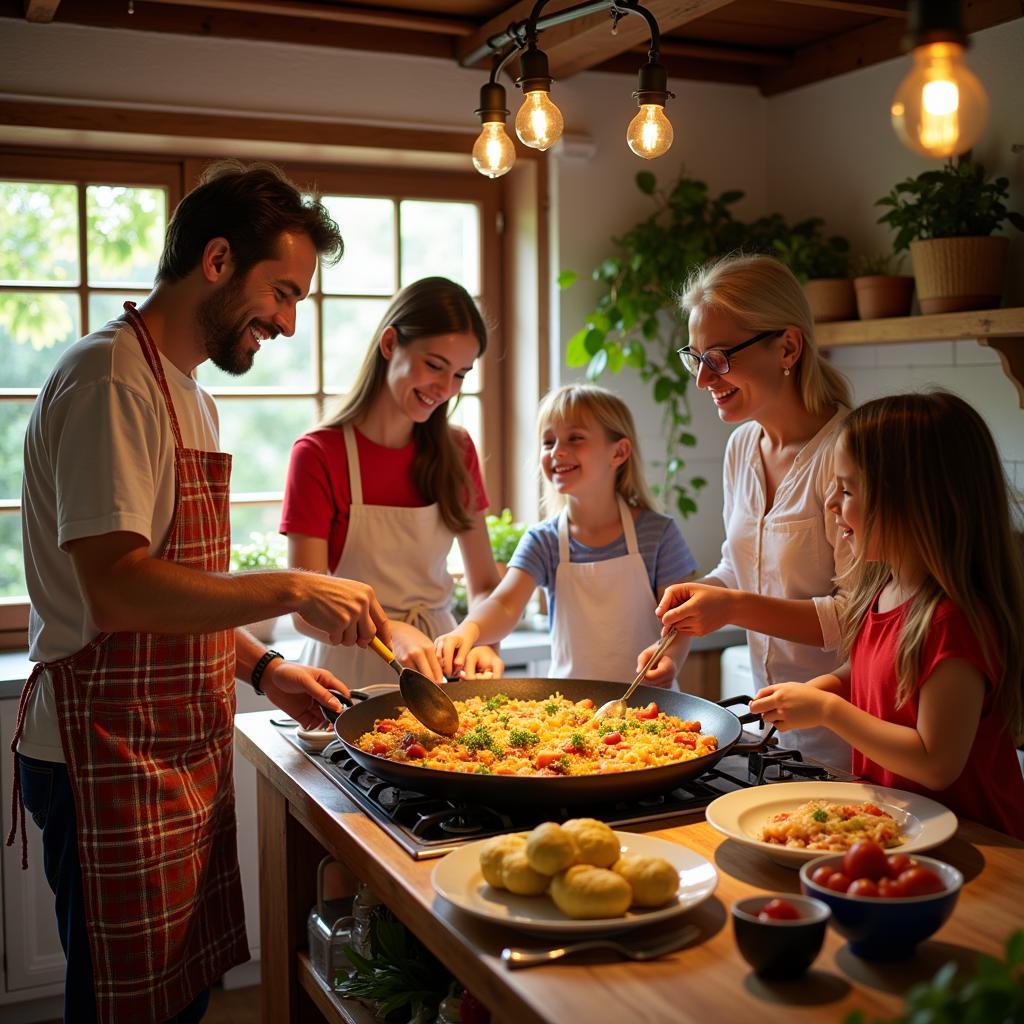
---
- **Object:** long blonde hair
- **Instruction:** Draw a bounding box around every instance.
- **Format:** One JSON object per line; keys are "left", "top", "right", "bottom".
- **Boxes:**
{"left": 681, "top": 254, "right": 851, "bottom": 414}
{"left": 838, "top": 392, "right": 1024, "bottom": 740}
{"left": 537, "top": 384, "right": 657, "bottom": 517}
{"left": 320, "top": 277, "right": 487, "bottom": 533}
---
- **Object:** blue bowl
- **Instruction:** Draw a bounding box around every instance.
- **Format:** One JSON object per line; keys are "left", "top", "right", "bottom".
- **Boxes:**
{"left": 731, "top": 894, "right": 831, "bottom": 980}
{"left": 799, "top": 853, "right": 962, "bottom": 961}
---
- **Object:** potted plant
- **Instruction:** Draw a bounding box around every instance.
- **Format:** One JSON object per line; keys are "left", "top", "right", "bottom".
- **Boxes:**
{"left": 851, "top": 252, "right": 915, "bottom": 320}
{"left": 772, "top": 218, "right": 855, "bottom": 323}
{"left": 451, "top": 508, "right": 527, "bottom": 618}
{"left": 876, "top": 156, "right": 1024, "bottom": 314}
{"left": 230, "top": 530, "right": 287, "bottom": 642}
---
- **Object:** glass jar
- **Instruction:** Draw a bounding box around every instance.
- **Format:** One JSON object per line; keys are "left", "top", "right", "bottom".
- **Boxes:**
{"left": 350, "top": 881, "right": 387, "bottom": 959}
{"left": 306, "top": 857, "right": 355, "bottom": 987}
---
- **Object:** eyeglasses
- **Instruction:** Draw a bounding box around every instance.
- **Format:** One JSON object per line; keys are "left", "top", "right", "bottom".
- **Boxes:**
{"left": 677, "top": 329, "right": 782, "bottom": 377}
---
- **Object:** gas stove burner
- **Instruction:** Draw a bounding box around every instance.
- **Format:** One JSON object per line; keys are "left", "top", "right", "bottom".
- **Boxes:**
{"left": 749, "top": 747, "right": 834, "bottom": 785}
{"left": 437, "top": 806, "right": 513, "bottom": 836}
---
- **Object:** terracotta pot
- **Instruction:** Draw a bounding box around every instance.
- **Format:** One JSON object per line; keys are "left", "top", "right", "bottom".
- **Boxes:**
{"left": 853, "top": 275, "right": 915, "bottom": 320}
{"left": 909, "top": 236, "right": 1009, "bottom": 314}
{"left": 803, "top": 278, "right": 856, "bottom": 323}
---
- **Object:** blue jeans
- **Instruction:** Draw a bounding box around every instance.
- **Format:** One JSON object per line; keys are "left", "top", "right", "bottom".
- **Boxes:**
{"left": 18, "top": 754, "right": 211, "bottom": 1024}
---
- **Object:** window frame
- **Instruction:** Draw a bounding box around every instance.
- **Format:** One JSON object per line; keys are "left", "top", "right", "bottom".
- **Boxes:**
{"left": 0, "top": 148, "right": 506, "bottom": 649}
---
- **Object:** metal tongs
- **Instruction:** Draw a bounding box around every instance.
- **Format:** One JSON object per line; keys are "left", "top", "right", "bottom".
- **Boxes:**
{"left": 593, "top": 631, "right": 677, "bottom": 721}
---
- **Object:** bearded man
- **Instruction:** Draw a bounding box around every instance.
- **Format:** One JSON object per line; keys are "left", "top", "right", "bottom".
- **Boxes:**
{"left": 11, "top": 160, "right": 391, "bottom": 1024}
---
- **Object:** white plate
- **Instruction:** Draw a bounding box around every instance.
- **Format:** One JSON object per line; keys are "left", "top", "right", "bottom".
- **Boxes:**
{"left": 431, "top": 831, "right": 717, "bottom": 935}
{"left": 295, "top": 727, "right": 336, "bottom": 751}
{"left": 705, "top": 781, "right": 958, "bottom": 868}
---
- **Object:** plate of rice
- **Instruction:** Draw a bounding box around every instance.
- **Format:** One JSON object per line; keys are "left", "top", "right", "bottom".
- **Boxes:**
{"left": 705, "top": 782, "right": 958, "bottom": 867}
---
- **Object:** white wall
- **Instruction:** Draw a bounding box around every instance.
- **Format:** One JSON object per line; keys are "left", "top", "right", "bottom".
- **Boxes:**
{"left": 2, "top": 17, "right": 1022, "bottom": 570}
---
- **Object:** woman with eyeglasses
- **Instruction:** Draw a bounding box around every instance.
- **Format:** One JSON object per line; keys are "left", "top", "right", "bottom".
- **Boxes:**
{"left": 281, "top": 277, "right": 504, "bottom": 689}
{"left": 645, "top": 254, "right": 853, "bottom": 767}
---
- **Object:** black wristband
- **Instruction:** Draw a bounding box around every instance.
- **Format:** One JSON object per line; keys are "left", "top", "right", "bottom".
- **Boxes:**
{"left": 251, "top": 649, "right": 283, "bottom": 696}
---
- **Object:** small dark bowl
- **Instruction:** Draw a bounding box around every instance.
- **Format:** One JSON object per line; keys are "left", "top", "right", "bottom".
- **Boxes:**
{"left": 799, "top": 853, "right": 962, "bottom": 961}
{"left": 731, "top": 894, "right": 831, "bottom": 980}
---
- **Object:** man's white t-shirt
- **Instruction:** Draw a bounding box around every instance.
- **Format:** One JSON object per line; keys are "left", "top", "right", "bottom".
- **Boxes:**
{"left": 19, "top": 320, "right": 220, "bottom": 762}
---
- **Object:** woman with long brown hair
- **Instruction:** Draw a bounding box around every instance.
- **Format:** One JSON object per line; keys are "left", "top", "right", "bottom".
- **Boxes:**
{"left": 281, "top": 277, "right": 502, "bottom": 687}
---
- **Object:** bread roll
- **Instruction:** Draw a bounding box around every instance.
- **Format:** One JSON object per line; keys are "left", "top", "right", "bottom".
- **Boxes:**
{"left": 549, "top": 864, "right": 632, "bottom": 919}
{"left": 526, "top": 822, "right": 579, "bottom": 876}
{"left": 479, "top": 833, "right": 526, "bottom": 889}
{"left": 561, "top": 818, "right": 621, "bottom": 868}
{"left": 613, "top": 854, "right": 679, "bottom": 907}
{"left": 501, "top": 848, "right": 550, "bottom": 896}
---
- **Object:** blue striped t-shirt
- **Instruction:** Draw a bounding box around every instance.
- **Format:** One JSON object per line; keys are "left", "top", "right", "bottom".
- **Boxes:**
{"left": 507, "top": 508, "right": 698, "bottom": 624}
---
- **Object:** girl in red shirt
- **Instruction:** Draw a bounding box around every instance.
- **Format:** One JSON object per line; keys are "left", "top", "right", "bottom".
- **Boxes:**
{"left": 282, "top": 277, "right": 503, "bottom": 688}
{"left": 751, "top": 391, "right": 1024, "bottom": 838}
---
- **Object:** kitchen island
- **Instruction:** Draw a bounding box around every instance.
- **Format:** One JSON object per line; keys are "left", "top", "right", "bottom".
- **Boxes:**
{"left": 236, "top": 711, "right": 1023, "bottom": 1024}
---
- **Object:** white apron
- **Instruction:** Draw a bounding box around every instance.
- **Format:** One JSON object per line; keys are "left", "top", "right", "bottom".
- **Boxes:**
{"left": 549, "top": 497, "right": 664, "bottom": 685}
{"left": 299, "top": 424, "right": 457, "bottom": 688}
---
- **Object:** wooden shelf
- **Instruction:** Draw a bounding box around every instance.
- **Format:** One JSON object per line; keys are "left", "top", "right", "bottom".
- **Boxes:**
{"left": 297, "top": 951, "right": 378, "bottom": 1024}
{"left": 815, "top": 307, "right": 1024, "bottom": 408}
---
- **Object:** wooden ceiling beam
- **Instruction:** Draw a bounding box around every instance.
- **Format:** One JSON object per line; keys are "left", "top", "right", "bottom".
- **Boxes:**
{"left": 654, "top": 39, "right": 789, "bottom": 66}
{"left": 768, "top": 0, "right": 906, "bottom": 17}
{"left": 758, "top": 0, "right": 1023, "bottom": 95}
{"left": 134, "top": 0, "right": 475, "bottom": 36}
{"left": 23, "top": 0, "right": 61, "bottom": 21}
{"left": 457, "top": 0, "right": 738, "bottom": 76}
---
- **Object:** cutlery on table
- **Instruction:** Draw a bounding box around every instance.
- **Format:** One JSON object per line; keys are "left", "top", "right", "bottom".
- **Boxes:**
{"left": 501, "top": 924, "right": 699, "bottom": 969}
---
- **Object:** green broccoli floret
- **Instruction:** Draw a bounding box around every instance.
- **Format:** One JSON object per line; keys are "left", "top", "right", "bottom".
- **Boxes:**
{"left": 483, "top": 693, "right": 510, "bottom": 711}
{"left": 544, "top": 701, "right": 559, "bottom": 716}
{"left": 507, "top": 728, "right": 538, "bottom": 748}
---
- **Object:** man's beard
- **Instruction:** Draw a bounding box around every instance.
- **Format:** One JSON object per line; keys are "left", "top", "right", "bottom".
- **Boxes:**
{"left": 197, "top": 273, "right": 258, "bottom": 376}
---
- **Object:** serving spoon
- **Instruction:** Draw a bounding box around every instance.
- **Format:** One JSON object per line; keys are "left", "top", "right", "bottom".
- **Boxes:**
{"left": 368, "top": 635, "right": 461, "bottom": 736}
{"left": 593, "top": 631, "right": 677, "bottom": 721}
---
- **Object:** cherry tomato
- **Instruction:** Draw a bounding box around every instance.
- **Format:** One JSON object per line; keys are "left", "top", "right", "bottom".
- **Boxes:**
{"left": 825, "top": 872, "right": 852, "bottom": 893}
{"left": 370, "top": 740, "right": 388, "bottom": 756}
{"left": 673, "top": 734, "right": 696, "bottom": 748}
{"left": 404, "top": 743, "right": 427, "bottom": 759}
{"left": 842, "top": 839, "right": 891, "bottom": 882}
{"left": 896, "top": 866, "right": 945, "bottom": 897}
{"left": 886, "top": 853, "right": 912, "bottom": 879}
{"left": 847, "top": 878, "right": 880, "bottom": 898}
{"left": 602, "top": 732, "right": 622, "bottom": 745}
{"left": 757, "top": 898, "right": 801, "bottom": 921}
{"left": 636, "top": 702, "right": 660, "bottom": 720}
{"left": 810, "top": 865, "right": 835, "bottom": 887}
{"left": 877, "top": 877, "right": 904, "bottom": 898}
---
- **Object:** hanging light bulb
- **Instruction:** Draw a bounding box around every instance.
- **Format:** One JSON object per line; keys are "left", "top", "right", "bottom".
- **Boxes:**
{"left": 472, "top": 81, "right": 515, "bottom": 179}
{"left": 514, "top": 45, "right": 563, "bottom": 151}
{"left": 891, "top": 1, "right": 988, "bottom": 158}
{"left": 626, "top": 59, "right": 675, "bottom": 160}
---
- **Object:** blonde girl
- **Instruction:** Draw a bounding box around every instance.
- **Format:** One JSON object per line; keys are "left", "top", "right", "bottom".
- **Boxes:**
{"left": 653, "top": 254, "right": 853, "bottom": 765}
{"left": 435, "top": 383, "right": 698, "bottom": 684}
{"left": 282, "top": 277, "right": 503, "bottom": 687}
{"left": 751, "top": 392, "right": 1024, "bottom": 838}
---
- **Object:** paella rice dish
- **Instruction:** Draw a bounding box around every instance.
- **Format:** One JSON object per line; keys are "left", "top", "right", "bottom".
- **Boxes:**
{"left": 354, "top": 692, "right": 718, "bottom": 776}
{"left": 759, "top": 800, "right": 905, "bottom": 851}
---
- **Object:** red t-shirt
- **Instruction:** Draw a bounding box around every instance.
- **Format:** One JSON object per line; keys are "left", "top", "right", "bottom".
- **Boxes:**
{"left": 280, "top": 425, "right": 489, "bottom": 573}
{"left": 850, "top": 595, "right": 1024, "bottom": 840}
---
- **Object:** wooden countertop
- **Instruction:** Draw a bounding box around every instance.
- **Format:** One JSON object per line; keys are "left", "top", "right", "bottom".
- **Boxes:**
{"left": 235, "top": 710, "right": 1024, "bottom": 1024}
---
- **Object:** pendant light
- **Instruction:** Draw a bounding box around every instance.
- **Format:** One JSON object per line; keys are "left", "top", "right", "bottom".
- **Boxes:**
{"left": 473, "top": 80, "right": 516, "bottom": 179}
{"left": 627, "top": 57, "right": 674, "bottom": 159}
{"left": 514, "top": 43, "right": 564, "bottom": 151}
{"left": 891, "top": 0, "right": 988, "bottom": 158}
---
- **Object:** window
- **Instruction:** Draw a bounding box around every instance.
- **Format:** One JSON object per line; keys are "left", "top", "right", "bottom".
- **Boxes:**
{"left": 195, "top": 169, "right": 498, "bottom": 548}
{"left": 0, "top": 154, "right": 503, "bottom": 645}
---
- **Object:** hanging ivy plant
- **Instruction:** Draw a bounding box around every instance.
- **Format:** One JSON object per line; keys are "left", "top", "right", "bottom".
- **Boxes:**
{"left": 562, "top": 168, "right": 794, "bottom": 519}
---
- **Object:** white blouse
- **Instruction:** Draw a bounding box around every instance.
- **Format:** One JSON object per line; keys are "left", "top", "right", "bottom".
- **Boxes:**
{"left": 709, "top": 408, "right": 853, "bottom": 767}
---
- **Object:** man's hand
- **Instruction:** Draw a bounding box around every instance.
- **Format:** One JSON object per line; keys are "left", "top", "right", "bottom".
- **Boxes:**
{"left": 260, "top": 660, "right": 347, "bottom": 730}
{"left": 390, "top": 620, "right": 444, "bottom": 684}
{"left": 434, "top": 623, "right": 482, "bottom": 678}
{"left": 294, "top": 576, "right": 391, "bottom": 649}
{"left": 656, "top": 582, "right": 734, "bottom": 637}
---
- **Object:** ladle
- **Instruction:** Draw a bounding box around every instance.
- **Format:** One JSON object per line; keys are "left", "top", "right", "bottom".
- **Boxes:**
{"left": 593, "top": 631, "right": 677, "bottom": 721}
{"left": 368, "top": 635, "right": 461, "bottom": 736}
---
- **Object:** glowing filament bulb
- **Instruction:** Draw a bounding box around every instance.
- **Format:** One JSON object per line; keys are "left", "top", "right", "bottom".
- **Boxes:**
{"left": 515, "top": 90, "right": 564, "bottom": 151}
{"left": 891, "top": 42, "right": 987, "bottom": 158}
{"left": 472, "top": 121, "right": 515, "bottom": 178}
{"left": 626, "top": 104, "right": 674, "bottom": 159}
